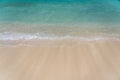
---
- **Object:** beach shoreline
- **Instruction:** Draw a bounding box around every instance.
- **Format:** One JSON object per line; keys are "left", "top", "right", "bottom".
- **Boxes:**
{"left": 0, "top": 0, "right": 120, "bottom": 79}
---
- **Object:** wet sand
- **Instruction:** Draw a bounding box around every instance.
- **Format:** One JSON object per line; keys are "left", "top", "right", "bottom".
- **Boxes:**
{"left": 0, "top": 40, "right": 120, "bottom": 80}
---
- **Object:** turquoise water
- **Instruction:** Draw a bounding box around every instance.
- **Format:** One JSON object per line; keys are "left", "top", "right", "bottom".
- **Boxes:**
{"left": 0, "top": 0, "right": 120, "bottom": 23}
{"left": 0, "top": 0, "right": 120, "bottom": 42}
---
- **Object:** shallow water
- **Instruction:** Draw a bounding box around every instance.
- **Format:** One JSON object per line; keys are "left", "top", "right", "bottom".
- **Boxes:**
{"left": 0, "top": 1, "right": 120, "bottom": 23}
{"left": 0, "top": 0, "right": 120, "bottom": 44}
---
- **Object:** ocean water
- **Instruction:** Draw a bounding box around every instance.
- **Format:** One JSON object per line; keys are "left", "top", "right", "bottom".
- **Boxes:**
{"left": 0, "top": 0, "right": 120, "bottom": 44}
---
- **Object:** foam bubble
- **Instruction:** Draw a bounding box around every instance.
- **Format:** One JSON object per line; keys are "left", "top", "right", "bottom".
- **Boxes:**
{"left": 0, "top": 32, "right": 120, "bottom": 41}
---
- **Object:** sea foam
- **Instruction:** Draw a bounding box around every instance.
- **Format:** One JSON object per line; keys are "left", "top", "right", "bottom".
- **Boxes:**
{"left": 0, "top": 32, "right": 120, "bottom": 41}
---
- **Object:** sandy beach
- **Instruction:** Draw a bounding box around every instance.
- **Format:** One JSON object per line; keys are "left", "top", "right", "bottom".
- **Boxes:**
{"left": 0, "top": 40, "right": 120, "bottom": 80}
{"left": 0, "top": 0, "right": 120, "bottom": 80}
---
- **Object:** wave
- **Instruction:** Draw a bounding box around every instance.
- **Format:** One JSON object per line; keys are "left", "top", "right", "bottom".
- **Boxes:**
{"left": 0, "top": 32, "right": 120, "bottom": 41}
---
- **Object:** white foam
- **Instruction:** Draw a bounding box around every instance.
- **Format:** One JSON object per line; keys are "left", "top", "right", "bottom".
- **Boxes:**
{"left": 0, "top": 32, "right": 120, "bottom": 41}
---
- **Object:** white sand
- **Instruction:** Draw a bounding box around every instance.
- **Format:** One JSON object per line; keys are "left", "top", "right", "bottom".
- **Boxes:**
{"left": 0, "top": 40, "right": 120, "bottom": 80}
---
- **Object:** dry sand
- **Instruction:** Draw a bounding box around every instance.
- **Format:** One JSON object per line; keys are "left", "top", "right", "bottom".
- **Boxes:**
{"left": 0, "top": 40, "right": 120, "bottom": 80}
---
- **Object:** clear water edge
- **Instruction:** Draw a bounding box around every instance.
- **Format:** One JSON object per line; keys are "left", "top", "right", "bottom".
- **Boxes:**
{"left": 0, "top": 1, "right": 120, "bottom": 45}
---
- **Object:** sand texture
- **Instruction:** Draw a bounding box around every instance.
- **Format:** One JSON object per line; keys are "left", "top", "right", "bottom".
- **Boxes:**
{"left": 0, "top": 40, "right": 120, "bottom": 80}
